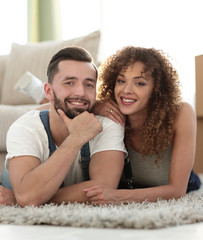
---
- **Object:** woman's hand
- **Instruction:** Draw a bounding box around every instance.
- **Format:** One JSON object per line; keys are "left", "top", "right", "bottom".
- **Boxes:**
{"left": 83, "top": 184, "right": 118, "bottom": 204}
{"left": 94, "top": 100, "right": 126, "bottom": 126}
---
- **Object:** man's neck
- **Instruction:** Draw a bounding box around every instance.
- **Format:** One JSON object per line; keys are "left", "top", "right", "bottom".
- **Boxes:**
{"left": 49, "top": 107, "right": 69, "bottom": 147}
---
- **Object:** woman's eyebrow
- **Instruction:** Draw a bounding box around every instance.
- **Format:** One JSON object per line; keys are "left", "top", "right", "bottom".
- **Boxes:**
{"left": 134, "top": 76, "right": 149, "bottom": 81}
{"left": 117, "top": 72, "right": 149, "bottom": 82}
{"left": 117, "top": 73, "right": 125, "bottom": 77}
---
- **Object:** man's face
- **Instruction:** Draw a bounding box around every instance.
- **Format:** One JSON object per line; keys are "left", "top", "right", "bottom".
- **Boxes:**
{"left": 51, "top": 60, "right": 97, "bottom": 118}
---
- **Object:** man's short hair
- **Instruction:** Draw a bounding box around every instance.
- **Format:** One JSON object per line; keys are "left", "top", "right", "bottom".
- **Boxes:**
{"left": 47, "top": 46, "right": 98, "bottom": 83}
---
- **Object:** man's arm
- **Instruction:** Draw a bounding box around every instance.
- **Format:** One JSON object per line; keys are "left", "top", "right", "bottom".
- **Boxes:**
{"left": 49, "top": 150, "right": 124, "bottom": 204}
{"left": 9, "top": 135, "right": 85, "bottom": 207}
{"left": 9, "top": 111, "right": 102, "bottom": 207}
{"left": 49, "top": 116, "right": 126, "bottom": 204}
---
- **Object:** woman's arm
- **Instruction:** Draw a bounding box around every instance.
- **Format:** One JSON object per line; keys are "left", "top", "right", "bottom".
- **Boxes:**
{"left": 84, "top": 102, "right": 197, "bottom": 203}
{"left": 49, "top": 150, "right": 124, "bottom": 204}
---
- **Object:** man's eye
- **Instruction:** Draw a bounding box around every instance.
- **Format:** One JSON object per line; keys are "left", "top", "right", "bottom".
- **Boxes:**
{"left": 65, "top": 81, "right": 73, "bottom": 85}
{"left": 86, "top": 83, "right": 94, "bottom": 88}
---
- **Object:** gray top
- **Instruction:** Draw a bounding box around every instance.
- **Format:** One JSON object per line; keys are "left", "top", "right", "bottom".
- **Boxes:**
{"left": 127, "top": 144, "right": 172, "bottom": 187}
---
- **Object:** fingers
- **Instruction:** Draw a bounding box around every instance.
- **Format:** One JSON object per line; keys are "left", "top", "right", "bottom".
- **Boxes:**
{"left": 104, "top": 101, "right": 126, "bottom": 126}
{"left": 95, "top": 100, "right": 126, "bottom": 126}
{"left": 83, "top": 186, "right": 101, "bottom": 198}
{"left": 108, "top": 107, "right": 126, "bottom": 127}
{"left": 83, "top": 188, "right": 112, "bottom": 205}
{"left": 83, "top": 185, "right": 108, "bottom": 203}
{"left": 57, "top": 109, "right": 72, "bottom": 125}
{"left": 64, "top": 111, "right": 102, "bottom": 144}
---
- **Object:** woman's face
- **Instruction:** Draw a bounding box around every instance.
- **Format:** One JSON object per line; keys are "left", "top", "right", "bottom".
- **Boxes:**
{"left": 114, "top": 62, "right": 154, "bottom": 116}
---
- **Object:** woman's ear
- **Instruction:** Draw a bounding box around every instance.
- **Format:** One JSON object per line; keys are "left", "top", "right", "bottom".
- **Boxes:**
{"left": 44, "top": 83, "right": 54, "bottom": 101}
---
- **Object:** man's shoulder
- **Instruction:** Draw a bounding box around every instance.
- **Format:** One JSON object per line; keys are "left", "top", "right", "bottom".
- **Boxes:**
{"left": 7, "top": 109, "right": 47, "bottom": 145}
{"left": 94, "top": 115, "right": 125, "bottom": 138}
{"left": 95, "top": 115, "right": 123, "bottom": 129}
{"left": 9, "top": 110, "right": 42, "bottom": 129}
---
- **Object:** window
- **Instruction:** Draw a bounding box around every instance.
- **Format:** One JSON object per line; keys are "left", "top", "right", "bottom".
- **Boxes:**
{"left": 60, "top": 0, "right": 203, "bottom": 107}
{"left": 60, "top": 0, "right": 101, "bottom": 40}
{"left": 0, "top": 0, "right": 202, "bottom": 106}
{"left": 0, "top": 0, "right": 27, "bottom": 55}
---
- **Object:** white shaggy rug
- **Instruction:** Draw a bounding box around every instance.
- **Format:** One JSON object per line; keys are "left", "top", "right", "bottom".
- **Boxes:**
{"left": 1, "top": 179, "right": 203, "bottom": 229}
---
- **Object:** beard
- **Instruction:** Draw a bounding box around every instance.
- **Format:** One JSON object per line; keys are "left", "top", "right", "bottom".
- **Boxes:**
{"left": 53, "top": 91, "right": 95, "bottom": 119}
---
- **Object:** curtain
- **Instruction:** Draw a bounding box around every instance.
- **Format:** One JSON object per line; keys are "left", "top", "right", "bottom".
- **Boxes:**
{"left": 27, "top": 0, "right": 61, "bottom": 42}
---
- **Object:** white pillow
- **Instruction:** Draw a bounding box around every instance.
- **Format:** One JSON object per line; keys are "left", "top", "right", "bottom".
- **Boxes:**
{"left": 1, "top": 31, "right": 100, "bottom": 105}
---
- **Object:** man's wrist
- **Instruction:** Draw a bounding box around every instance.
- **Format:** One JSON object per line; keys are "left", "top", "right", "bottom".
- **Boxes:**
{"left": 62, "top": 134, "right": 84, "bottom": 150}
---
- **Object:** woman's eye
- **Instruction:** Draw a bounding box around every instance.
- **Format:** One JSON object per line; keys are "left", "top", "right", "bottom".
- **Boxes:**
{"left": 136, "top": 82, "right": 146, "bottom": 86}
{"left": 116, "top": 79, "right": 125, "bottom": 84}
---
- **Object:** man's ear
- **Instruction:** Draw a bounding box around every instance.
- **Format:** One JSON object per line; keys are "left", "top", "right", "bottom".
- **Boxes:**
{"left": 44, "top": 83, "right": 54, "bottom": 101}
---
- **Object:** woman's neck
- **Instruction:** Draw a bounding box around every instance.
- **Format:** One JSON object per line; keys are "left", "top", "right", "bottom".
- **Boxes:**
{"left": 125, "top": 111, "right": 147, "bottom": 153}
{"left": 127, "top": 111, "right": 147, "bottom": 131}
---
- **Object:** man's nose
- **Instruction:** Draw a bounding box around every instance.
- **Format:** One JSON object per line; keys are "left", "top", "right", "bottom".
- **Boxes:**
{"left": 75, "top": 82, "right": 85, "bottom": 96}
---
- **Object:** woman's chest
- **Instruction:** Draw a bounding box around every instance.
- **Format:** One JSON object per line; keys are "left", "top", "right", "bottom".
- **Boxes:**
{"left": 127, "top": 146, "right": 172, "bottom": 187}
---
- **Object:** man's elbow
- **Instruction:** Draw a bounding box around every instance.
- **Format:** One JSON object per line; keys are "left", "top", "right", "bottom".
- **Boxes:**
{"left": 15, "top": 192, "right": 43, "bottom": 207}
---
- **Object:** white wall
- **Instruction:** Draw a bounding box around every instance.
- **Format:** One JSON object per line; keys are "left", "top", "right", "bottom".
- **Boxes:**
{"left": 61, "top": 0, "right": 203, "bottom": 106}
{"left": 0, "top": 0, "right": 27, "bottom": 55}
{"left": 1, "top": 0, "right": 203, "bottom": 107}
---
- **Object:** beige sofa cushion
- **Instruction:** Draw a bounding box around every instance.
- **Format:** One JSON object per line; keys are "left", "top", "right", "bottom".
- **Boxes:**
{"left": 0, "top": 55, "right": 9, "bottom": 101}
{"left": 0, "top": 105, "right": 38, "bottom": 152}
{"left": 1, "top": 31, "right": 100, "bottom": 105}
{"left": 0, "top": 152, "right": 6, "bottom": 181}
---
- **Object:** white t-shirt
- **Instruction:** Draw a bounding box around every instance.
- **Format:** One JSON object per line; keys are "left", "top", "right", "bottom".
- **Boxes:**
{"left": 6, "top": 110, "right": 127, "bottom": 186}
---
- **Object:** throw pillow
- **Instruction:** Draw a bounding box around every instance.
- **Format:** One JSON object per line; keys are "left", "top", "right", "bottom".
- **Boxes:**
{"left": 1, "top": 31, "right": 100, "bottom": 105}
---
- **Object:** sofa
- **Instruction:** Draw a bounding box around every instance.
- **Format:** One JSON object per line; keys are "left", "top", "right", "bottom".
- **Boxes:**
{"left": 0, "top": 30, "right": 100, "bottom": 183}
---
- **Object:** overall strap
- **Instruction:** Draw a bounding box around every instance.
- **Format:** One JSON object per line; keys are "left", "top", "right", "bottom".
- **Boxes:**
{"left": 122, "top": 157, "right": 134, "bottom": 189}
{"left": 39, "top": 110, "right": 91, "bottom": 182}
{"left": 39, "top": 110, "right": 64, "bottom": 188}
{"left": 80, "top": 142, "right": 90, "bottom": 181}
{"left": 39, "top": 110, "right": 56, "bottom": 155}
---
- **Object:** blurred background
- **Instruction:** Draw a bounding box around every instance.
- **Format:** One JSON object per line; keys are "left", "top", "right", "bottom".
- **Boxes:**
{"left": 0, "top": 0, "right": 203, "bottom": 107}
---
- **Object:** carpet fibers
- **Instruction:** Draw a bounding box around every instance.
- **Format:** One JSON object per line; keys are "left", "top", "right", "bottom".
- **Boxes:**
{"left": 1, "top": 184, "right": 203, "bottom": 229}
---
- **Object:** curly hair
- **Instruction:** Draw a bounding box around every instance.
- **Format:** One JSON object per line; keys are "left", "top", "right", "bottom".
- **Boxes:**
{"left": 97, "top": 46, "right": 182, "bottom": 156}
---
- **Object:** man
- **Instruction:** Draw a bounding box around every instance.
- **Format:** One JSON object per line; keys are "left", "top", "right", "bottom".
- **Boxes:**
{"left": 0, "top": 47, "right": 126, "bottom": 206}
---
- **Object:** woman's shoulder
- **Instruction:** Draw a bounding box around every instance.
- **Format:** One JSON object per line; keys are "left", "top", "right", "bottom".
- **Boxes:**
{"left": 174, "top": 102, "right": 196, "bottom": 128}
{"left": 178, "top": 102, "right": 195, "bottom": 116}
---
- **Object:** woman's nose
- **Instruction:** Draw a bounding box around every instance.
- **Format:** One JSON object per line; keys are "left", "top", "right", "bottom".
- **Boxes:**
{"left": 123, "top": 82, "right": 133, "bottom": 94}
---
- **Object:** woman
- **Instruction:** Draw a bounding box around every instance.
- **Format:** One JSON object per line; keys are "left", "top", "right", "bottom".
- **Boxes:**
{"left": 83, "top": 46, "right": 201, "bottom": 203}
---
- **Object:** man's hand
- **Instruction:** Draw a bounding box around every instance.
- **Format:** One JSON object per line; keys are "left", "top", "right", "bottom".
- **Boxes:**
{"left": 0, "top": 186, "right": 16, "bottom": 205}
{"left": 58, "top": 109, "right": 103, "bottom": 146}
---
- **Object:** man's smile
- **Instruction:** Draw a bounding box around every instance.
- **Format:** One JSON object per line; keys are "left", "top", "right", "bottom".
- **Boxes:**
{"left": 68, "top": 100, "right": 87, "bottom": 107}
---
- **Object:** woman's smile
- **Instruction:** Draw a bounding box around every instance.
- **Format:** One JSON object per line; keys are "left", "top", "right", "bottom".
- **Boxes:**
{"left": 120, "top": 97, "right": 137, "bottom": 105}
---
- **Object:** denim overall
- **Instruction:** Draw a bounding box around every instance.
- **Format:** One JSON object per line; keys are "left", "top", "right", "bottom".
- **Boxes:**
{"left": 1, "top": 110, "right": 90, "bottom": 189}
